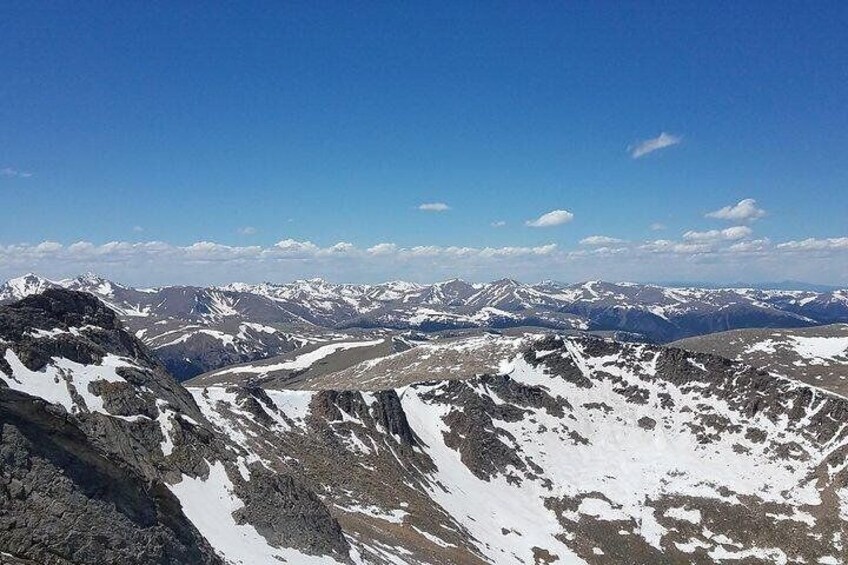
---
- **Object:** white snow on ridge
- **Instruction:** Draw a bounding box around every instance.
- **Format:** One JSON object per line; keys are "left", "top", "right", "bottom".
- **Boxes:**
{"left": 744, "top": 339, "right": 778, "bottom": 355}
{"left": 156, "top": 399, "right": 176, "bottom": 457}
{"left": 1, "top": 349, "right": 131, "bottom": 415}
{"left": 283, "top": 340, "right": 384, "bottom": 370}
{"left": 156, "top": 329, "right": 237, "bottom": 349}
{"left": 263, "top": 389, "right": 315, "bottom": 423}
{"left": 401, "top": 385, "right": 585, "bottom": 564}
{"left": 334, "top": 503, "right": 408, "bottom": 525}
{"left": 742, "top": 334, "right": 848, "bottom": 366}
{"left": 471, "top": 306, "right": 520, "bottom": 323}
{"left": 665, "top": 506, "right": 702, "bottom": 524}
{"left": 396, "top": 340, "right": 828, "bottom": 563}
{"left": 27, "top": 324, "right": 101, "bottom": 340}
{"left": 189, "top": 386, "right": 316, "bottom": 441}
{"left": 207, "top": 339, "right": 385, "bottom": 378}
{"left": 237, "top": 322, "right": 278, "bottom": 337}
{"left": 1, "top": 274, "right": 57, "bottom": 299}
{"left": 789, "top": 336, "right": 848, "bottom": 361}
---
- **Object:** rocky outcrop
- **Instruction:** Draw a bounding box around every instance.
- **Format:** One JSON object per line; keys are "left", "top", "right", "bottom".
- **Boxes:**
{"left": 371, "top": 390, "right": 417, "bottom": 447}
{"left": 0, "top": 388, "right": 222, "bottom": 565}
{"left": 233, "top": 465, "right": 351, "bottom": 560}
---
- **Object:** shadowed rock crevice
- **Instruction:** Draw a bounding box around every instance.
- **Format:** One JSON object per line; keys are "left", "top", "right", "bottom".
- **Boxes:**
{"left": 372, "top": 390, "right": 418, "bottom": 447}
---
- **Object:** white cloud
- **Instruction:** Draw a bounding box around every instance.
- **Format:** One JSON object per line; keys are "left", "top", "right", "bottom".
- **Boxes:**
{"left": 185, "top": 241, "right": 262, "bottom": 261}
{"left": 639, "top": 239, "right": 712, "bottom": 254}
{"left": 580, "top": 235, "right": 625, "bottom": 246}
{"left": 237, "top": 226, "right": 257, "bottom": 235}
{"left": 367, "top": 243, "right": 398, "bottom": 256}
{"left": 728, "top": 238, "right": 771, "bottom": 253}
{"left": 629, "top": 132, "right": 681, "bottom": 158}
{"left": 777, "top": 237, "right": 848, "bottom": 251}
{"left": 650, "top": 223, "right": 666, "bottom": 231}
{"left": 67, "top": 241, "right": 96, "bottom": 254}
{"left": 324, "top": 241, "right": 355, "bottom": 254}
{"left": 526, "top": 209, "right": 574, "bottom": 228}
{"left": 0, "top": 167, "right": 33, "bottom": 178}
{"left": 706, "top": 198, "right": 766, "bottom": 222}
{"left": 418, "top": 202, "right": 450, "bottom": 212}
{"left": 270, "top": 239, "right": 320, "bottom": 257}
{"left": 2, "top": 233, "right": 846, "bottom": 286}
{"left": 133, "top": 226, "right": 144, "bottom": 233}
{"left": 683, "top": 226, "right": 752, "bottom": 242}
{"left": 491, "top": 220, "right": 506, "bottom": 228}
{"left": 34, "top": 241, "right": 63, "bottom": 254}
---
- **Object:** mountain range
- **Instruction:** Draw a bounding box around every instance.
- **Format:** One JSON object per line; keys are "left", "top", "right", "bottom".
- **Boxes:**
{"left": 0, "top": 288, "right": 846, "bottom": 563}
{"left": 2, "top": 273, "right": 847, "bottom": 380}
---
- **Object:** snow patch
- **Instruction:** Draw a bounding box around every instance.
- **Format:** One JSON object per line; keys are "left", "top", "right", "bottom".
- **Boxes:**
{"left": 169, "top": 461, "right": 341, "bottom": 564}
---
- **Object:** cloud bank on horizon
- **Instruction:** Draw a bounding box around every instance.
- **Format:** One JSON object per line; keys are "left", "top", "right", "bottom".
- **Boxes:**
{"left": 2, "top": 228, "right": 846, "bottom": 287}
{"left": 1, "top": 192, "right": 845, "bottom": 286}
{"left": 1, "top": 156, "right": 844, "bottom": 285}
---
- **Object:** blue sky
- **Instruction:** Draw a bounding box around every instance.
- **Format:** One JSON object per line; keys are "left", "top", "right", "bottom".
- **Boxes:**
{"left": 1, "top": 2, "right": 847, "bottom": 285}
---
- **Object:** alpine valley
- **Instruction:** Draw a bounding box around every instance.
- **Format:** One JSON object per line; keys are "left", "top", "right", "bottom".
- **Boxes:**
{"left": 1, "top": 276, "right": 847, "bottom": 564}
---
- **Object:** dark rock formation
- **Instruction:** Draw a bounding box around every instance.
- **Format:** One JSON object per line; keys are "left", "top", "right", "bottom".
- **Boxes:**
{"left": 234, "top": 465, "right": 351, "bottom": 560}
{"left": 371, "top": 390, "right": 417, "bottom": 447}
{"left": 0, "top": 388, "right": 222, "bottom": 565}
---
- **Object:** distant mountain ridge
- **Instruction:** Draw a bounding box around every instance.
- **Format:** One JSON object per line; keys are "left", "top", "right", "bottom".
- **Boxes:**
{"left": 2, "top": 273, "right": 847, "bottom": 380}
{"left": 652, "top": 280, "right": 844, "bottom": 293}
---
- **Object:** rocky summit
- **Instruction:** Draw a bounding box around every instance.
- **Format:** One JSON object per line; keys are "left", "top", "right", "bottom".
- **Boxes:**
{"left": 1, "top": 289, "right": 847, "bottom": 564}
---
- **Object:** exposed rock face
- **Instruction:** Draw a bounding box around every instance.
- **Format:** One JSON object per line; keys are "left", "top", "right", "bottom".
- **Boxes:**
{"left": 371, "top": 390, "right": 417, "bottom": 447}
{"left": 233, "top": 465, "right": 351, "bottom": 560}
{"left": 0, "top": 295, "right": 133, "bottom": 372}
{"left": 0, "top": 290, "right": 351, "bottom": 564}
{"left": 0, "top": 388, "right": 222, "bottom": 565}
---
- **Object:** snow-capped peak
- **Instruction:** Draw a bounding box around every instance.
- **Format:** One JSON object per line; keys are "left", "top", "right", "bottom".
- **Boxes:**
{"left": 0, "top": 273, "right": 59, "bottom": 301}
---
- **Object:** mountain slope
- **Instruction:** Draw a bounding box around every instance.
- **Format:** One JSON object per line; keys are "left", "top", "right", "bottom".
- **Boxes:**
{"left": 2, "top": 273, "right": 847, "bottom": 382}
{"left": 673, "top": 324, "right": 848, "bottom": 397}
{"left": 0, "top": 290, "right": 354, "bottom": 564}
{"left": 190, "top": 334, "right": 848, "bottom": 564}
